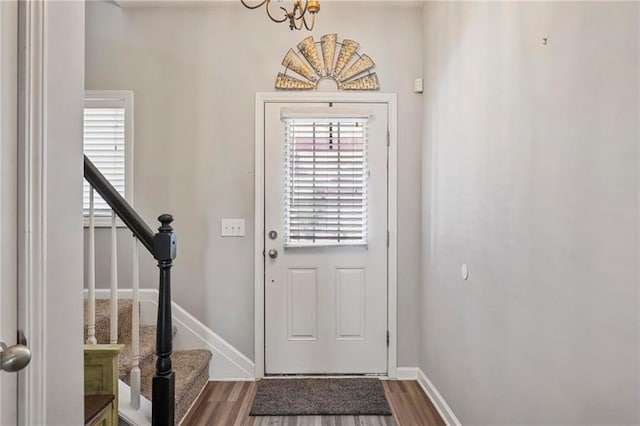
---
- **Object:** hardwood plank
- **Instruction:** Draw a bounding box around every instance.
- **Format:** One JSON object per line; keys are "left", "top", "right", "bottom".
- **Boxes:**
{"left": 216, "top": 399, "right": 237, "bottom": 423}
{"left": 254, "top": 416, "right": 282, "bottom": 426}
{"left": 384, "top": 381, "right": 445, "bottom": 426}
{"left": 406, "top": 382, "right": 442, "bottom": 426}
{"left": 181, "top": 383, "right": 214, "bottom": 425}
{"left": 192, "top": 401, "right": 220, "bottom": 426}
{"left": 226, "top": 382, "right": 253, "bottom": 423}
{"left": 181, "top": 380, "right": 444, "bottom": 426}
{"left": 321, "top": 417, "right": 337, "bottom": 426}
{"left": 228, "top": 381, "right": 246, "bottom": 402}
{"left": 237, "top": 382, "right": 259, "bottom": 426}
{"left": 388, "top": 384, "right": 425, "bottom": 425}
{"left": 209, "top": 381, "right": 233, "bottom": 402}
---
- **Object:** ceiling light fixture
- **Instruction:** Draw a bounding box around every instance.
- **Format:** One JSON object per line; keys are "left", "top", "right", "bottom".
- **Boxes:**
{"left": 240, "top": 0, "right": 320, "bottom": 31}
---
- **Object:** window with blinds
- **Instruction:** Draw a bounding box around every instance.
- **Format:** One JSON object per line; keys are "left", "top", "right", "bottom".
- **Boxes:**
{"left": 284, "top": 117, "right": 369, "bottom": 247}
{"left": 83, "top": 92, "right": 132, "bottom": 220}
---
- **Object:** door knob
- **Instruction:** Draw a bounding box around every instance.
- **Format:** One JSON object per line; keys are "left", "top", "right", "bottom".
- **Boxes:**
{"left": 268, "top": 249, "right": 278, "bottom": 259}
{"left": 0, "top": 341, "right": 31, "bottom": 372}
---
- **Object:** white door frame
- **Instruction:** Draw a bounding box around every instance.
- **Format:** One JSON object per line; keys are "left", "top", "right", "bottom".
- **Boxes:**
{"left": 17, "top": 2, "right": 86, "bottom": 423}
{"left": 17, "top": 2, "right": 47, "bottom": 423}
{"left": 254, "top": 92, "right": 398, "bottom": 379}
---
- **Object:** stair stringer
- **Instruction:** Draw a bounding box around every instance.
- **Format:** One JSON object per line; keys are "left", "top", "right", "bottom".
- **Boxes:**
{"left": 118, "top": 380, "right": 152, "bottom": 426}
{"left": 87, "top": 288, "right": 255, "bottom": 380}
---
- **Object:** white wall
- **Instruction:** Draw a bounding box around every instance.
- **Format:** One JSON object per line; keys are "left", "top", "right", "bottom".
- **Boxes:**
{"left": 85, "top": 1, "right": 424, "bottom": 365}
{"left": 0, "top": 1, "right": 18, "bottom": 423}
{"left": 421, "top": 1, "right": 639, "bottom": 424}
{"left": 43, "top": 1, "right": 86, "bottom": 423}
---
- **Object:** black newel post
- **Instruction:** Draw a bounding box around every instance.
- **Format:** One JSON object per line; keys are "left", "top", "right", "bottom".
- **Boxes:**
{"left": 152, "top": 214, "right": 177, "bottom": 426}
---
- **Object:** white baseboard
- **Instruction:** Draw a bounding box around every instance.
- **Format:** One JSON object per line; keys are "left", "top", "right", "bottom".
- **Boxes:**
{"left": 416, "top": 368, "right": 461, "bottom": 426}
{"left": 118, "top": 380, "right": 151, "bottom": 426}
{"left": 387, "top": 367, "right": 460, "bottom": 425}
{"left": 85, "top": 289, "right": 255, "bottom": 380}
{"left": 396, "top": 367, "right": 419, "bottom": 380}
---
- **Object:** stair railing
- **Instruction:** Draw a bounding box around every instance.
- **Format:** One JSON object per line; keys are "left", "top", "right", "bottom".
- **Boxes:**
{"left": 84, "top": 155, "right": 176, "bottom": 426}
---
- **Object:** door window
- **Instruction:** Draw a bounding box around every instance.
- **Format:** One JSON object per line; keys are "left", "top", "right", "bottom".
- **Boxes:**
{"left": 283, "top": 117, "right": 369, "bottom": 247}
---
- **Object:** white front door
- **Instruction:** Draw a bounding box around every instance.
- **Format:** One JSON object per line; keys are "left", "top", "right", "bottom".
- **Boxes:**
{"left": 0, "top": 0, "right": 19, "bottom": 423}
{"left": 264, "top": 101, "right": 388, "bottom": 374}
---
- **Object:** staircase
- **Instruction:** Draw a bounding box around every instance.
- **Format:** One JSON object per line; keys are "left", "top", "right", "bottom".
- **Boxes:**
{"left": 83, "top": 154, "right": 208, "bottom": 425}
{"left": 84, "top": 299, "right": 212, "bottom": 423}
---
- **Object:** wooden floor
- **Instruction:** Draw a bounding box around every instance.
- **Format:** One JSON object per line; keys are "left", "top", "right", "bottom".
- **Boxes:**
{"left": 181, "top": 380, "right": 445, "bottom": 426}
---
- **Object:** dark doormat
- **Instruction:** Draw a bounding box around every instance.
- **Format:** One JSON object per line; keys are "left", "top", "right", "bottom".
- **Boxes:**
{"left": 249, "top": 378, "right": 393, "bottom": 416}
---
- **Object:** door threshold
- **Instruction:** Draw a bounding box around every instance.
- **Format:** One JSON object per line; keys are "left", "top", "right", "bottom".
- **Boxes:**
{"left": 263, "top": 374, "right": 388, "bottom": 379}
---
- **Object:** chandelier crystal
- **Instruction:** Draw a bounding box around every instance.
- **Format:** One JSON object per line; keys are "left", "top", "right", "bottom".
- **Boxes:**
{"left": 240, "top": 0, "right": 320, "bottom": 31}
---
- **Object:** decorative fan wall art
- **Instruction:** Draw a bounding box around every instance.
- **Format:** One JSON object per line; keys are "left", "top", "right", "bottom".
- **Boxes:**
{"left": 275, "top": 34, "right": 379, "bottom": 91}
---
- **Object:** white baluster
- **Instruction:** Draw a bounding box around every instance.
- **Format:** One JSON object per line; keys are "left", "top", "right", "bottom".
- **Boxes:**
{"left": 86, "top": 188, "right": 97, "bottom": 344}
{"left": 130, "top": 237, "right": 141, "bottom": 410}
{"left": 110, "top": 210, "right": 118, "bottom": 344}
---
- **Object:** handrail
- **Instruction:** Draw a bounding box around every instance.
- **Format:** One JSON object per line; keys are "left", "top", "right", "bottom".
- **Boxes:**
{"left": 83, "top": 155, "right": 154, "bottom": 253}
{"left": 84, "top": 154, "right": 177, "bottom": 425}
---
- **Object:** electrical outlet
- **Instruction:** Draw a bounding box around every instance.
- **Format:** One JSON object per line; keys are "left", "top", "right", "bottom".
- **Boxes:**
{"left": 235, "top": 219, "right": 245, "bottom": 236}
{"left": 221, "top": 219, "right": 245, "bottom": 237}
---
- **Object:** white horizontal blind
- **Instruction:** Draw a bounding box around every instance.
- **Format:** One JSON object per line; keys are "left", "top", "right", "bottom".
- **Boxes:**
{"left": 284, "top": 117, "right": 369, "bottom": 247}
{"left": 83, "top": 107, "right": 126, "bottom": 216}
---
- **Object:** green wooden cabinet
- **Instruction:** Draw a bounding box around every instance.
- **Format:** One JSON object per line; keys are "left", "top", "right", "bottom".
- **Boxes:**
{"left": 84, "top": 344, "right": 124, "bottom": 426}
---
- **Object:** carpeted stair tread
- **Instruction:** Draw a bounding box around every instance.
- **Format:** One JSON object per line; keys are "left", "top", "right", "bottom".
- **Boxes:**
{"left": 83, "top": 299, "right": 133, "bottom": 344}
{"left": 118, "top": 324, "right": 178, "bottom": 383}
{"left": 118, "top": 325, "right": 157, "bottom": 382}
{"left": 140, "top": 349, "right": 212, "bottom": 423}
{"left": 83, "top": 298, "right": 212, "bottom": 424}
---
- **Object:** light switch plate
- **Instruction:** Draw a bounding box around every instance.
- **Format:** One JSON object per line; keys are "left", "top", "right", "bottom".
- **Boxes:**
{"left": 413, "top": 78, "right": 424, "bottom": 93}
{"left": 221, "top": 219, "right": 245, "bottom": 237}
